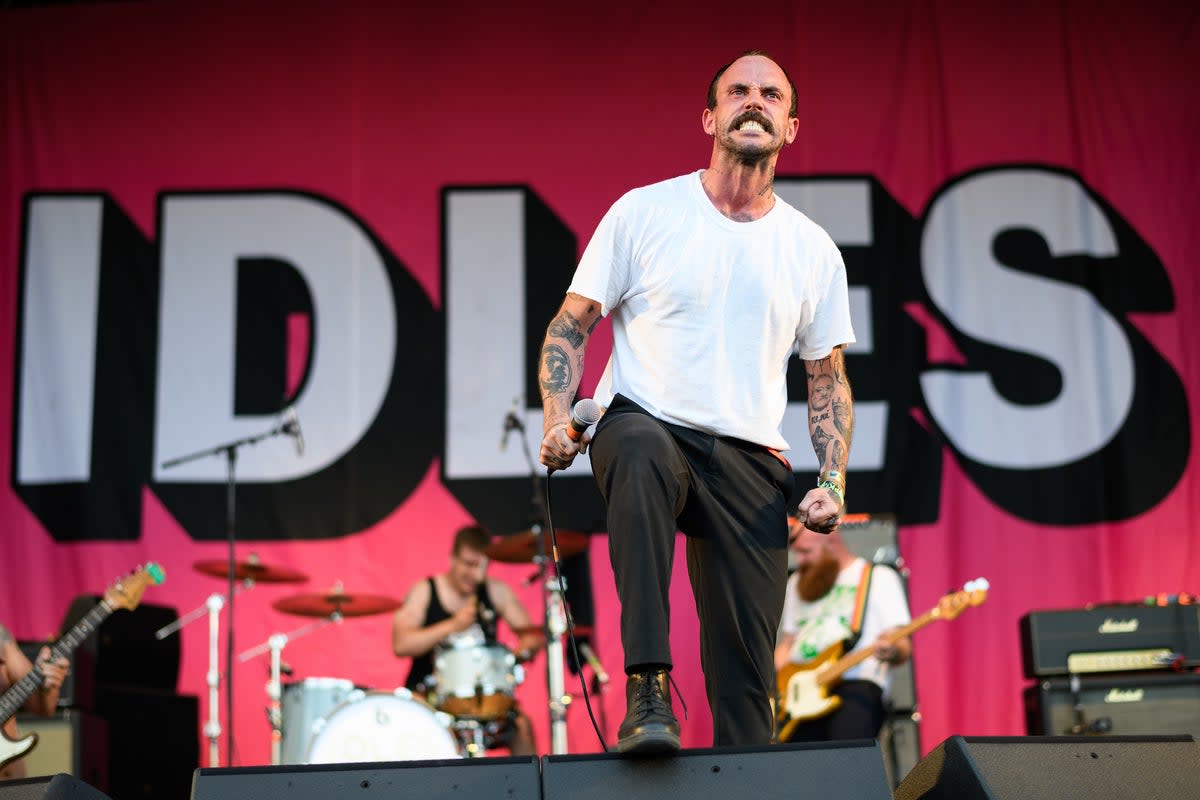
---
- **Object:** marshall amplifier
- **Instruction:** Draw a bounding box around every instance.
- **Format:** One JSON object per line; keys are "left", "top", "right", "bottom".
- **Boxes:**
{"left": 1024, "top": 671, "right": 1200, "bottom": 738}
{"left": 1020, "top": 604, "right": 1200, "bottom": 678}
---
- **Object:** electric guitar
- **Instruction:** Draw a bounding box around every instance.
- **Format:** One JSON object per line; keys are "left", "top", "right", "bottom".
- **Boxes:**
{"left": 776, "top": 577, "right": 988, "bottom": 741}
{"left": 1, "top": 563, "right": 166, "bottom": 770}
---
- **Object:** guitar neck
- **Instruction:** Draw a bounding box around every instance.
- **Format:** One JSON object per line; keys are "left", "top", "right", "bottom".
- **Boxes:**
{"left": 0, "top": 601, "right": 111, "bottom": 721}
{"left": 817, "top": 607, "right": 939, "bottom": 688}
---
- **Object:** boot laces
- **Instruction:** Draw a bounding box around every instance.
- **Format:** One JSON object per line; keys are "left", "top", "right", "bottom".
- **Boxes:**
{"left": 630, "top": 671, "right": 688, "bottom": 720}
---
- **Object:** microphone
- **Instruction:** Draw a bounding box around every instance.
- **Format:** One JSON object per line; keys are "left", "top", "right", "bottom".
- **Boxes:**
{"left": 500, "top": 399, "right": 523, "bottom": 451}
{"left": 577, "top": 641, "right": 609, "bottom": 685}
{"left": 566, "top": 398, "right": 602, "bottom": 442}
{"left": 283, "top": 407, "right": 304, "bottom": 457}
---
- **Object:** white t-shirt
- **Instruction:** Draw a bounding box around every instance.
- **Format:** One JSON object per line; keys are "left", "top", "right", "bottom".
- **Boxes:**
{"left": 568, "top": 170, "right": 855, "bottom": 451}
{"left": 778, "top": 558, "right": 911, "bottom": 696}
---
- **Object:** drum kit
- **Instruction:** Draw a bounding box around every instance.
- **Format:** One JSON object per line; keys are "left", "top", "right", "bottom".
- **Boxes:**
{"left": 179, "top": 525, "right": 592, "bottom": 766}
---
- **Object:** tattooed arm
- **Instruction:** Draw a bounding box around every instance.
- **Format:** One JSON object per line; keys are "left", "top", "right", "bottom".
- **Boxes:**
{"left": 795, "top": 345, "right": 854, "bottom": 532}
{"left": 538, "top": 292, "right": 603, "bottom": 470}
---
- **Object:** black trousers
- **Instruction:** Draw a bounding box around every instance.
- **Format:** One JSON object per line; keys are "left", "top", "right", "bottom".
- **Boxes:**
{"left": 589, "top": 395, "right": 794, "bottom": 746}
{"left": 780, "top": 680, "right": 886, "bottom": 742}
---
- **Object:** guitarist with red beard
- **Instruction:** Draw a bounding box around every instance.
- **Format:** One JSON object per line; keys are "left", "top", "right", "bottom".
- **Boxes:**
{"left": 773, "top": 517, "right": 911, "bottom": 742}
{"left": 1, "top": 622, "right": 70, "bottom": 780}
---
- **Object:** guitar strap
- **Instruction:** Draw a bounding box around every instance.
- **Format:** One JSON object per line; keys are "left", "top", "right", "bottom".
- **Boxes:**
{"left": 843, "top": 562, "right": 874, "bottom": 651}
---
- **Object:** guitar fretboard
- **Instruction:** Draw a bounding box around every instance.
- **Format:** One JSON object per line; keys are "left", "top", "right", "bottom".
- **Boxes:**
{"left": 0, "top": 601, "right": 111, "bottom": 721}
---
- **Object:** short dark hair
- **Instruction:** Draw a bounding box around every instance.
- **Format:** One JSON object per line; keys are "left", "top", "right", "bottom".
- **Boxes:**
{"left": 707, "top": 49, "right": 798, "bottom": 118}
{"left": 452, "top": 524, "right": 491, "bottom": 555}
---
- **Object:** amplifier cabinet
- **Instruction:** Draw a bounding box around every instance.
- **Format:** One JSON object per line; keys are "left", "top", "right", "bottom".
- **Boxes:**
{"left": 1020, "top": 604, "right": 1200, "bottom": 678}
{"left": 1024, "top": 671, "right": 1200, "bottom": 738}
{"left": 13, "top": 710, "right": 108, "bottom": 790}
{"left": 879, "top": 713, "right": 921, "bottom": 789}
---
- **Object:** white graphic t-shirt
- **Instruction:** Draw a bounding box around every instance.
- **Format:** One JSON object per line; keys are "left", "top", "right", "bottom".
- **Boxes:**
{"left": 779, "top": 558, "right": 910, "bottom": 696}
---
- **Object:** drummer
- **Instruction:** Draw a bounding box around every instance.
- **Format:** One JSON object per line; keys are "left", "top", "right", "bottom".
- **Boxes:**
{"left": 391, "top": 524, "right": 541, "bottom": 755}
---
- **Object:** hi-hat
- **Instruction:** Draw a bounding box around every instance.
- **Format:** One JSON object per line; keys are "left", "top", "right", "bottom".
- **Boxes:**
{"left": 273, "top": 587, "right": 401, "bottom": 618}
{"left": 193, "top": 555, "right": 308, "bottom": 584}
{"left": 484, "top": 528, "right": 589, "bottom": 563}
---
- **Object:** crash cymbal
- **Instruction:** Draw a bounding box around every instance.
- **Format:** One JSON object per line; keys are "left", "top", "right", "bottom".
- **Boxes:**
{"left": 272, "top": 587, "right": 401, "bottom": 618}
{"left": 193, "top": 556, "right": 308, "bottom": 584}
{"left": 484, "top": 528, "right": 589, "bottom": 563}
{"left": 511, "top": 624, "right": 593, "bottom": 638}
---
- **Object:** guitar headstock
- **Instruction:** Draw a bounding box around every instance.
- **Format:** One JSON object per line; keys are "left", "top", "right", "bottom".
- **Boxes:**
{"left": 102, "top": 563, "right": 166, "bottom": 612}
{"left": 934, "top": 578, "right": 989, "bottom": 620}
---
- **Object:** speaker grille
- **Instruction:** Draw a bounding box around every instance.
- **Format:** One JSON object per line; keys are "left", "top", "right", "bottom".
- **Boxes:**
{"left": 541, "top": 742, "right": 892, "bottom": 800}
{"left": 895, "top": 735, "right": 1200, "bottom": 800}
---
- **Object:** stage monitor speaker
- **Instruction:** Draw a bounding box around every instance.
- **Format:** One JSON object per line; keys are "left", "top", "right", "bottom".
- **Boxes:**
{"left": 1024, "top": 671, "right": 1200, "bottom": 738}
{"left": 190, "top": 756, "right": 541, "bottom": 800}
{"left": 893, "top": 734, "right": 1200, "bottom": 799}
{"left": 541, "top": 741, "right": 892, "bottom": 800}
{"left": 0, "top": 774, "right": 111, "bottom": 800}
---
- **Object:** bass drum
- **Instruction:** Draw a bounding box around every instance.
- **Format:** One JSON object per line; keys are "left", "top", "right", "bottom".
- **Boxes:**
{"left": 307, "top": 688, "right": 461, "bottom": 764}
{"left": 280, "top": 677, "right": 360, "bottom": 765}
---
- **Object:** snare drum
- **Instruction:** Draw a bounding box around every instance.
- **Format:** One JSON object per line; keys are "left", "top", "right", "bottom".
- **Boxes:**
{"left": 280, "top": 677, "right": 359, "bottom": 764}
{"left": 433, "top": 641, "right": 524, "bottom": 720}
{"left": 307, "top": 688, "right": 460, "bottom": 763}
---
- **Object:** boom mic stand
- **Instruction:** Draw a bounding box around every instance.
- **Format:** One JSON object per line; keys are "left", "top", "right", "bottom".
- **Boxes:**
{"left": 159, "top": 412, "right": 300, "bottom": 765}
{"left": 505, "top": 409, "right": 571, "bottom": 754}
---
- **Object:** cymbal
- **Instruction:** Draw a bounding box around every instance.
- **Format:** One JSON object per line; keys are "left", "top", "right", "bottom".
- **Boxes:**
{"left": 193, "top": 557, "right": 308, "bottom": 584}
{"left": 272, "top": 588, "right": 401, "bottom": 618}
{"left": 510, "top": 625, "right": 593, "bottom": 638}
{"left": 485, "top": 528, "right": 589, "bottom": 563}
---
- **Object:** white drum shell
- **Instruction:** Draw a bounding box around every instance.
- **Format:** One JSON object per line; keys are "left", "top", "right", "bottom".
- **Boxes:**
{"left": 306, "top": 688, "right": 461, "bottom": 763}
{"left": 433, "top": 642, "right": 523, "bottom": 720}
{"left": 280, "top": 677, "right": 358, "bottom": 765}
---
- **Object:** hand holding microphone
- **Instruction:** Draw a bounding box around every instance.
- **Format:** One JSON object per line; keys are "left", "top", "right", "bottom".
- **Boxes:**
{"left": 540, "top": 398, "right": 601, "bottom": 472}
{"left": 565, "top": 398, "right": 601, "bottom": 442}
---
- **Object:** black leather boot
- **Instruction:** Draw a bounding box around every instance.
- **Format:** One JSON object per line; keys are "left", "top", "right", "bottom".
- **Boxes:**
{"left": 616, "top": 669, "right": 680, "bottom": 755}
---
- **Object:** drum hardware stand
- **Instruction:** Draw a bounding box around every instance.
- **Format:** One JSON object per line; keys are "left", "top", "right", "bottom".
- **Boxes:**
{"left": 156, "top": 582, "right": 254, "bottom": 767}
{"left": 239, "top": 613, "right": 344, "bottom": 765}
{"left": 544, "top": 570, "right": 572, "bottom": 754}
{"left": 160, "top": 411, "right": 301, "bottom": 765}
{"left": 453, "top": 718, "right": 488, "bottom": 758}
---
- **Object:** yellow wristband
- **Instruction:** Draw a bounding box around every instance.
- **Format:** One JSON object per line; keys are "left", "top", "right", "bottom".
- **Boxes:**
{"left": 817, "top": 480, "right": 845, "bottom": 506}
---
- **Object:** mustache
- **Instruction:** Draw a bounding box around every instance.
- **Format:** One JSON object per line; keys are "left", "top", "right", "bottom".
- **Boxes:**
{"left": 730, "top": 111, "right": 774, "bottom": 135}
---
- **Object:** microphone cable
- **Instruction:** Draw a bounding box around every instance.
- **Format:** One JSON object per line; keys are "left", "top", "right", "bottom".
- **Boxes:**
{"left": 543, "top": 467, "right": 611, "bottom": 753}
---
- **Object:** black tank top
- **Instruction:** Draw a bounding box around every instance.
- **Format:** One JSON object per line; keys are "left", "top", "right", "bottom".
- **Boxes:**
{"left": 404, "top": 577, "right": 499, "bottom": 692}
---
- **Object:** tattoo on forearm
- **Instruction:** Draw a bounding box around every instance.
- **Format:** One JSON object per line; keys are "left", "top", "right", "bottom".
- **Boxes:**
{"left": 547, "top": 310, "right": 585, "bottom": 349}
{"left": 540, "top": 344, "right": 572, "bottom": 396}
{"left": 830, "top": 440, "right": 845, "bottom": 473}
{"left": 832, "top": 396, "right": 853, "bottom": 447}
{"left": 811, "top": 426, "right": 832, "bottom": 460}
{"left": 806, "top": 346, "right": 854, "bottom": 472}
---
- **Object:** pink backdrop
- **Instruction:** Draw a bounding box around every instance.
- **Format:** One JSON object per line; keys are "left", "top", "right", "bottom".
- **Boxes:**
{"left": 2, "top": 0, "right": 1198, "bottom": 770}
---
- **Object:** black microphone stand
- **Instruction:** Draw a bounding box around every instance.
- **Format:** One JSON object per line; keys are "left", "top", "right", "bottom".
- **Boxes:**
{"left": 160, "top": 414, "right": 299, "bottom": 766}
